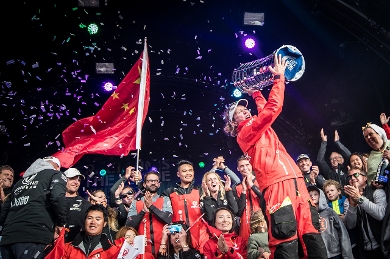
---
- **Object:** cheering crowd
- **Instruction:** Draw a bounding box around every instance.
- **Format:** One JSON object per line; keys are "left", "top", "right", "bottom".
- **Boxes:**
{"left": 0, "top": 55, "right": 389, "bottom": 259}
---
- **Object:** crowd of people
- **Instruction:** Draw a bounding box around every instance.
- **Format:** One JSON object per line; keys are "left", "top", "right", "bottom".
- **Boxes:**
{"left": 0, "top": 54, "right": 389, "bottom": 259}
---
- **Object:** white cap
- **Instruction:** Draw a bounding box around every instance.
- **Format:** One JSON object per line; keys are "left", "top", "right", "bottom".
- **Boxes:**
{"left": 43, "top": 156, "right": 61, "bottom": 168}
{"left": 228, "top": 99, "right": 248, "bottom": 122}
{"left": 64, "top": 168, "right": 85, "bottom": 180}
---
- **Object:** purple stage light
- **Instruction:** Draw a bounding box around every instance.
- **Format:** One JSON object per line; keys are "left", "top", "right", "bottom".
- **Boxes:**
{"left": 150, "top": 166, "right": 158, "bottom": 172}
{"left": 244, "top": 38, "right": 256, "bottom": 49}
{"left": 103, "top": 82, "right": 113, "bottom": 91}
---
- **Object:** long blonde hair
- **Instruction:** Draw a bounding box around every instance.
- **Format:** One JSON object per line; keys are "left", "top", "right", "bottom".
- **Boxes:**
{"left": 92, "top": 190, "right": 119, "bottom": 232}
{"left": 200, "top": 171, "right": 226, "bottom": 200}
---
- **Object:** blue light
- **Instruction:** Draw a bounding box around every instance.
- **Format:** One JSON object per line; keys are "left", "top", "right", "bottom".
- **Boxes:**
{"left": 233, "top": 89, "right": 242, "bottom": 98}
{"left": 99, "top": 169, "right": 107, "bottom": 176}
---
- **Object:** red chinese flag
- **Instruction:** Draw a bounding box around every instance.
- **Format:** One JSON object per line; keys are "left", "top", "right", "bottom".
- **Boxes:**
{"left": 44, "top": 228, "right": 68, "bottom": 259}
{"left": 53, "top": 42, "right": 150, "bottom": 168}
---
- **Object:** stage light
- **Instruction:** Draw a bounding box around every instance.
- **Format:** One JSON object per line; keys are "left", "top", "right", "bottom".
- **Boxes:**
{"left": 244, "top": 38, "right": 256, "bottom": 49}
{"left": 96, "top": 63, "right": 115, "bottom": 74}
{"left": 150, "top": 166, "right": 158, "bottom": 172}
{"left": 103, "top": 82, "right": 113, "bottom": 91}
{"left": 233, "top": 89, "right": 242, "bottom": 98}
{"left": 198, "top": 162, "right": 205, "bottom": 168}
{"left": 88, "top": 23, "right": 99, "bottom": 34}
{"left": 99, "top": 169, "right": 107, "bottom": 176}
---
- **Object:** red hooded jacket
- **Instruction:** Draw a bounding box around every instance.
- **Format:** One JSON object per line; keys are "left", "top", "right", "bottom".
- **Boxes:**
{"left": 236, "top": 76, "right": 303, "bottom": 191}
{"left": 203, "top": 232, "right": 247, "bottom": 259}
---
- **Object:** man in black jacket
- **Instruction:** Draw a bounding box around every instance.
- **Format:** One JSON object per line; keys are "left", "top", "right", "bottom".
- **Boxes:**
{"left": 317, "top": 129, "right": 351, "bottom": 188}
{"left": 0, "top": 156, "right": 67, "bottom": 259}
{"left": 64, "top": 167, "right": 91, "bottom": 243}
{"left": 296, "top": 153, "right": 325, "bottom": 190}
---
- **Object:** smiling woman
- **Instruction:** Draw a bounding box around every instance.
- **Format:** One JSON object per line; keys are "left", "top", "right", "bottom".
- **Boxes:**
{"left": 203, "top": 208, "right": 247, "bottom": 259}
{"left": 200, "top": 171, "right": 238, "bottom": 225}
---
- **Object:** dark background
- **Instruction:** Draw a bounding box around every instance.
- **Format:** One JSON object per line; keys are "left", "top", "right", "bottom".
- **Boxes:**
{"left": 1, "top": 0, "right": 390, "bottom": 189}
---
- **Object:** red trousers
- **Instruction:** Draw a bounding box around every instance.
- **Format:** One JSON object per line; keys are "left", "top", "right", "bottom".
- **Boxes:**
{"left": 263, "top": 178, "right": 320, "bottom": 259}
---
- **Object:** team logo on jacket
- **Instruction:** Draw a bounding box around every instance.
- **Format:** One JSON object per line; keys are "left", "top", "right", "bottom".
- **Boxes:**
{"left": 91, "top": 253, "right": 101, "bottom": 259}
{"left": 70, "top": 200, "right": 82, "bottom": 211}
{"left": 319, "top": 216, "right": 327, "bottom": 233}
{"left": 223, "top": 200, "right": 228, "bottom": 206}
{"left": 191, "top": 201, "right": 199, "bottom": 209}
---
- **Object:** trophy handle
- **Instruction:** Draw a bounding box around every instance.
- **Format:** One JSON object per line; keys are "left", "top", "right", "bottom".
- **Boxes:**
{"left": 232, "top": 45, "right": 305, "bottom": 92}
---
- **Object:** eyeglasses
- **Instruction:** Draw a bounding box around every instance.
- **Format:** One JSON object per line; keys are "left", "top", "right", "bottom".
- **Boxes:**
{"left": 120, "top": 190, "right": 134, "bottom": 199}
{"left": 347, "top": 172, "right": 366, "bottom": 180}
{"left": 330, "top": 156, "right": 342, "bottom": 161}
{"left": 145, "top": 179, "right": 159, "bottom": 183}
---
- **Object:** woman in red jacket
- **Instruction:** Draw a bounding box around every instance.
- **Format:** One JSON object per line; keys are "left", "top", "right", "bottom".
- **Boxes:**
{"left": 222, "top": 54, "right": 326, "bottom": 259}
{"left": 115, "top": 226, "right": 155, "bottom": 259}
{"left": 203, "top": 208, "right": 247, "bottom": 259}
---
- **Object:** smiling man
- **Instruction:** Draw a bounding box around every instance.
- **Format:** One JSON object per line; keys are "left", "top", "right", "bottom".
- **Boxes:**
{"left": 362, "top": 123, "right": 390, "bottom": 184}
{"left": 64, "top": 168, "right": 91, "bottom": 243}
{"left": 296, "top": 154, "right": 325, "bottom": 190}
{"left": 344, "top": 168, "right": 387, "bottom": 259}
{"left": 0, "top": 165, "right": 14, "bottom": 202}
{"left": 232, "top": 155, "right": 265, "bottom": 243}
{"left": 63, "top": 204, "right": 121, "bottom": 259}
{"left": 162, "top": 160, "right": 210, "bottom": 254}
{"left": 127, "top": 170, "right": 172, "bottom": 257}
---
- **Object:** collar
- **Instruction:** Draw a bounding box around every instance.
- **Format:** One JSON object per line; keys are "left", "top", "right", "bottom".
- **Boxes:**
{"left": 236, "top": 116, "right": 256, "bottom": 132}
{"left": 72, "top": 232, "right": 113, "bottom": 251}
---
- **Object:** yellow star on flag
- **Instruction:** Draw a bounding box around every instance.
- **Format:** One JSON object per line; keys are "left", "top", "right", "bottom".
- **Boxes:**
{"left": 111, "top": 92, "right": 119, "bottom": 100}
{"left": 133, "top": 66, "right": 141, "bottom": 84}
{"left": 122, "top": 103, "right": 129, "bottom": 111}
{"left": 129, "top": 107, "right": 136, "bottom": 115}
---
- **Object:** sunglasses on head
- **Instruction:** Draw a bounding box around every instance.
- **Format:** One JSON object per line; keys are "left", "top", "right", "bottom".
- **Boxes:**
{"left": 120, "top": 190, "right": 134, "bottom": 199}
{"left": 347, "top": 172, "right": 366, "bottom": 180}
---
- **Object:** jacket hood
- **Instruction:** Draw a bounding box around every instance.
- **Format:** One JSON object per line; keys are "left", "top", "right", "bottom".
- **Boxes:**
{"left": 318, "top": 188, "right": 328, "bottom": 212}
{"left": 308, "top": 185, "right": 328, "bottom": 212}
{"left": 23, "top": 159, "right": 57, "bottom": 178}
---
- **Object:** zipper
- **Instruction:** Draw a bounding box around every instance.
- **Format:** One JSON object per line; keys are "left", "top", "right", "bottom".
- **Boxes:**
{"left": 277, "top": 149, "right": 298, "bottom": 178}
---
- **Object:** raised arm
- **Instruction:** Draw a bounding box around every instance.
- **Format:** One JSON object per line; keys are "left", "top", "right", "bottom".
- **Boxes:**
{"left": 237, "top": 54, "right": 287, "bottom": 146}
{"left": 334, "top": 130, "right": 352, "bottom": 159}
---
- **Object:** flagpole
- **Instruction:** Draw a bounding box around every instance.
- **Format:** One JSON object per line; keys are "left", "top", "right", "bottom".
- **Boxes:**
{"left": 135, "top": 37, "right": 149, "bottom": 174}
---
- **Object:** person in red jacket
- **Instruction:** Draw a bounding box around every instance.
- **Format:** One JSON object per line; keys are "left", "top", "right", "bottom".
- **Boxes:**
{"left": 203, "top": 208, "right": 247, "bottom": 259}
{"left": 162, "top": 160, "right": 209, "bottom": 254}
{"left": 222, "top": 54, "right": 326, "bottom": 259}
{"left": 127, "top": 170, "right": 173, "bottom": 257}
{"left": 62, "top": 204, "right": 122, "bottom": 259}
{"left": 115, "top": 226, "right": 155, "bottom": 259}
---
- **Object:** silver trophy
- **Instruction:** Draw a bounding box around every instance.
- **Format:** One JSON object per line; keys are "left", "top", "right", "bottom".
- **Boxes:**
{"left": 232, "top": 45, "right": 305, "bottom": 92}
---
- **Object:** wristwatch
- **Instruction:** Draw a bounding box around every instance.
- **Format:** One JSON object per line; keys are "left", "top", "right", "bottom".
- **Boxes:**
{"left": 357, "top": 196, "right": 364, "bottom": 204}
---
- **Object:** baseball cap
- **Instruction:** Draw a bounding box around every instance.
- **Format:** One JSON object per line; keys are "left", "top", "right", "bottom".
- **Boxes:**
{"left": 307, "top": 185, "right": 320, "bottom": 193}
{"left": 227, "top": 99, "right": 248, "bottom": 122}
{"left": 296, "top": 154, "right": 310, "bottom": 163}
{"left": 43, "top": 156, "right": 61, "bottom": 168}
{"left": 64, "top": 168, "right": 85, "bottom": 180}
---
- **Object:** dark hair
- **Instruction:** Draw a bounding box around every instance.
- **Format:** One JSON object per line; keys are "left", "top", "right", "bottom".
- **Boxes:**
{"left": 166, "top": 222, "right": 193, "bottom": 255}
{"left": 177, "top": 160, "right": 193, "bottom": 168}
{"left": 237, "top": 155, "right": 249, "bottom": 164}
{"left": 0, "top": 165, "right": 14, "bottom": 175}
{"left": 349, "top": 152, "right": 367, "bottom": 172}
{"left": 213, "top": 207, "right": 236, "bottom": 232}
{"left": 85, "top": 204, "right": 108, "bottom": 222}
{"left": 144, "top": 170, "right": 160, "bottom": 181}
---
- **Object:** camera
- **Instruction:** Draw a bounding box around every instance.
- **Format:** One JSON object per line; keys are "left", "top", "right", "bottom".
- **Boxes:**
{"left": 169, "top": 224, "right": 182, "bottom": 234}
